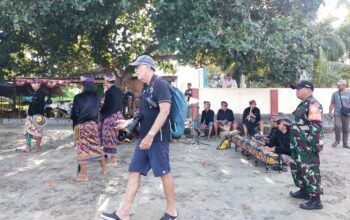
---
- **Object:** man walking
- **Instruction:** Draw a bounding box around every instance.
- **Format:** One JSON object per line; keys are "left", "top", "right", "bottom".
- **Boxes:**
{"left": 289, "top": 80, "right": 323, "bottom": 210}
{"left": 100, "top": 55, "right": 177, "bottom": 220}
{"left": 328, "top": 79, "right": 350, "bottom": 149}
{"left": 23, "top": 79, "right": 46, "bottom": 152}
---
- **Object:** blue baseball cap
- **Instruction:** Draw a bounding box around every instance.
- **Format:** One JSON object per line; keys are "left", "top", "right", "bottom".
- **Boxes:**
{"left": 290, "top": 80, "right": 314, "bottom": 91}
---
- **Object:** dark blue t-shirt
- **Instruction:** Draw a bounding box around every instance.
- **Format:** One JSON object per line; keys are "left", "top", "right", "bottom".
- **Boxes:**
{"left": 139, "top": 75, "right": 172, "bottom": 142}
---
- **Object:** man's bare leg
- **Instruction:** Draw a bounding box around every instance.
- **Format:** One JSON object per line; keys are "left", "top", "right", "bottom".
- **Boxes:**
{"left": 76, "top": 164, "right": 88, "bottom": 182}
{"left": 116, "top": 172, "right": 141, "bottom": 219}
{"left": 34, "top": 138, "right": 41, "bottom": 152}
{"left": 110, "top": 155, "right": 118, "bottom": 165}
{"left": 100, "top": 160, "right": 107, "bottom": 175}
{"left": 161, "top": 173, "right": 177, "bottom": 217}
{"left": 214, "top": 122, "right": 219, "bottom": 137}
{"left": 259, "top": 121, "right": 264, "bottom": 135}
{"left": 243, "top": 124, "right": 248, "bottom": 137}
{"left": 207, "top": 126, "right": 213, "bottom": 140}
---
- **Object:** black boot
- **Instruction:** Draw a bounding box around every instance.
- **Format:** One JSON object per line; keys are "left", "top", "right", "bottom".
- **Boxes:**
{"left": 299, "top": 195, "right": 323, "bottom": 210}
{"left": 290, "top": 189, "right": 311, "bottom": 200}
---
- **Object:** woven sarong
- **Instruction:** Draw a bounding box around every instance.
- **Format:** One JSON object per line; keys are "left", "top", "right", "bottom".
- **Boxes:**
{"left": 24, "top": 116, "right": 44, "bottom": 140}
{"left": 74, "top": 121, "right": 104, "bottom": 164}
{"left": 100, "top": 112, "right": 124, "bottom": 156}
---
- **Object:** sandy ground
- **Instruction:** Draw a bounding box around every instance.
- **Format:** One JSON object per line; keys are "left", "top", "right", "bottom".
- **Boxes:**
{"left": 0, "top": 125, "right": 349, "bottom": 220}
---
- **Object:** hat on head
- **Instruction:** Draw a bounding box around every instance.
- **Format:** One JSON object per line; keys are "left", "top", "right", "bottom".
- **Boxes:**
{"left": 290, "top": 80, "right": 314, "bottom": 91}
{"left": 336, "top": 79, "right": 347, "bottom": 86}
{"left": 277, "top": 118, "right": 292, "bottom": 127}
{"left": 80, "top": 75, "right": 95, "bottom": 83}
{"left": 103, "top": 73, "right": 116, "bottom": 82}
{"left": 129, "top": 55, "right": 156, "bottom": 70}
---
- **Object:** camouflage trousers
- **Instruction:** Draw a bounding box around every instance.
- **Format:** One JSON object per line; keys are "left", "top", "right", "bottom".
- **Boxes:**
{"left": 290, "top": 151, "right": 323, "bottom": 195}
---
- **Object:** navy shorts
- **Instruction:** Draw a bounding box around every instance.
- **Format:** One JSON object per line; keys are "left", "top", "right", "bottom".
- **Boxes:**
{"left": 128, "top": 140, "right": 171, "bottom": 177}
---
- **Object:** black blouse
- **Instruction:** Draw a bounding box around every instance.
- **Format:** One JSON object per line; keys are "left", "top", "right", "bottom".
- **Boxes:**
{"left": 100, "top": 85, "right": 124, "bottom": 120}
{"left": 28, "top": 88, "right": 46, "bottom": 116}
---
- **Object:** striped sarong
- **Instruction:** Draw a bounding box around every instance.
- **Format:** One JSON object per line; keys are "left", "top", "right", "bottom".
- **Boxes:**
{"left": 74, "top": 121, "right": 104, "bottom": 164}
{"left": 100, "top": 112, "right": 124, "bottom": 156}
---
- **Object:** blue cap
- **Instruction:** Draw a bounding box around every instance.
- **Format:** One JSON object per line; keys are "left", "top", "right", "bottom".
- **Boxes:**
{"left": 290, "top": 80, "right": 314, "bottom": 91}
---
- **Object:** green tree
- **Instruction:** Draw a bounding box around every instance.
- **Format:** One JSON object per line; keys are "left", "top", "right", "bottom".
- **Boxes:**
{"left": 152, "top": 0, "right": 324, "bottom": 87}
{"left": 1, "top": 0, "right": 326, "bottom": 88}
{"left": 0, "top": 0, "right": 151, "bottom": 81}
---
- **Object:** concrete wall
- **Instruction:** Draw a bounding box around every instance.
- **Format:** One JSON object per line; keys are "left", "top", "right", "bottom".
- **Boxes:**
{"left": 198, "top": 88, "right": 337, "bottom": 114}
{"left": 1, "top": 118, "right": 72, "bottom": 126}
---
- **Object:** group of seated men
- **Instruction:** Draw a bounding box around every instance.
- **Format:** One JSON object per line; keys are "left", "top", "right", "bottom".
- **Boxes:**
{"left": 191, "top": 100, "right": 292, "bottom": 170}
{"left": 193, "top": 99, "right": 264, "bottom": 139}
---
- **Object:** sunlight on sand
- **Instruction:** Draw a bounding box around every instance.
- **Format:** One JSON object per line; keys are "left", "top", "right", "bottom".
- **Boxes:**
{"left": 0, "top": 154, "right": 15, "bottom": 161}
{"left": 221, "top": 169, "right": 230, "bottom": 175}
{"left": 264, "top": 176, "right": 275, "bottom": 184}
{"left": 240, "top": 158, "right": 249, "bottom": 165}
{"left": 32, "top": 159, "right": 45, "bottom": 166}
{"left": 4, "top": 159, "right": 45, "bottom": 177}
{"left": 97, "top": 195, "right": 110, "bottom": 212}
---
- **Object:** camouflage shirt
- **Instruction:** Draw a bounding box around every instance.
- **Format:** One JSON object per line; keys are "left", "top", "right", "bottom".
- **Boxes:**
{"left": 290, "top": 96, "right": 324, "bottom": 163}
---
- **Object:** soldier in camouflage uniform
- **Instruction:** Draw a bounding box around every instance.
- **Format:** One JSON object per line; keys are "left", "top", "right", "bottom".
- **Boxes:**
{"left": 289, "top": 80, "right": 323, "bottom": 210}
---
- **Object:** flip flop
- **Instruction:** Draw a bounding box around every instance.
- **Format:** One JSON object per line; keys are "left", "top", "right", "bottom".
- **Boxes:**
{"left": 160, "top": 213, "right": 177, "bottom": 220}
{"left": 100, "top": 211, "right": 122, "bottom": 220}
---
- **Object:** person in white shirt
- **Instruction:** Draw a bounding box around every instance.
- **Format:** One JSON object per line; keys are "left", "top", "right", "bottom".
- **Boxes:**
{"left": 223, "top": 73, "right": 238, "bottom": 88}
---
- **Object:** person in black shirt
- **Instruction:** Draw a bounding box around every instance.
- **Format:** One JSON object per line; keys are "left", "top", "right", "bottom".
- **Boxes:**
{"left": 242, "top": 100, "right": 264, "bottom": 136}
{"left": 101, "top": 55, "right": 177, "bottom": 220}
{"left": 71, "top": 75, "right": 106, "bottom": 182}
{"left": 100, "top": 72, "right": 124, "bottom": 165}
{"left": 214, "top": 101, "right": 235, "bottom": 138}
{"left": 197, "top": 101, "right": 215, "bottom": 140}
{"left": 23, "top": 79, "right": 46, "bottom": 152}
{"left": 264, "top": 115, "right": 279, "bottom": 147}
{"left": 263, "top": 118, "right": 292, "bottom": 168}
{"left": 184, "top": 83, "right": 193, "bottom": 102}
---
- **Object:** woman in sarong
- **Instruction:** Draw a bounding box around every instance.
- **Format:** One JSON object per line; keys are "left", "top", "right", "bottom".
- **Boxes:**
{"left": 100, "top": 72, "right": 124, "bottom": 165}
{"left": 24, "top": 79, "right": 46, "bottom": 152}
{"left": 71, "top": 75, "right": 106, "bottom": 182}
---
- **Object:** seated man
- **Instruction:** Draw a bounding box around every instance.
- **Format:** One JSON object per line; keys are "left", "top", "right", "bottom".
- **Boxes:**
{"left": 214, "top": 101, "right": 235, "bottom": 138}
{"left": 242, "top": 100, "right": 264, "bottom": 136}
{"left": 195, "top": 101, "right": 214, "bottom": 140}
{"left": 262, "top": 118, "right": 292, "bottom": 170}
{"left": 223, "top": 73, "right": 238, "bottom": 88}
{"left": 264, "top": 115, "right": 279, "bottom": 147}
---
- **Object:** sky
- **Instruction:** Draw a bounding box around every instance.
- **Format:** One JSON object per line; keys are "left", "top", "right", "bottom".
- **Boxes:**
{"left": 317, "top": 0, "right": 349, "bottom": 27}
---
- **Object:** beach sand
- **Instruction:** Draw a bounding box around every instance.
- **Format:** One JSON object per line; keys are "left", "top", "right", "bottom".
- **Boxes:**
{"left": 0, "top": 125, "right": 349, "bottom": 220}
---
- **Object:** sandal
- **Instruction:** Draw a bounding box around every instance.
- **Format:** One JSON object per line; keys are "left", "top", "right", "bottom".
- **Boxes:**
{"left": 160, "top": 213, "right": 177, "bottom": 220}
